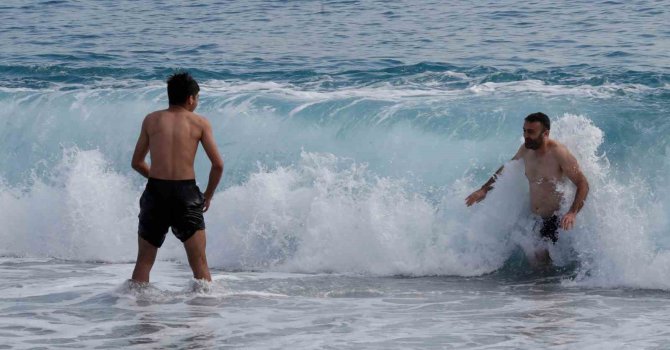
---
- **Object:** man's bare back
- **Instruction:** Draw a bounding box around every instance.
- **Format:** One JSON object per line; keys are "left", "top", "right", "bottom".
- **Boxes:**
{"left": 132, "top": 106, "right": 223, "bottom": 209}
{"left": 144, "top": 108, "right": 203, "bottom": 180}
{"left": 130, "top": 72, "right": 223, "bottom": 284}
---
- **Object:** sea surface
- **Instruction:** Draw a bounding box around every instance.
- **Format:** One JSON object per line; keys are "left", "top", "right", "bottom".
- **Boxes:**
{"left": 1, "top": 1, "right": 669, "bottom": 349}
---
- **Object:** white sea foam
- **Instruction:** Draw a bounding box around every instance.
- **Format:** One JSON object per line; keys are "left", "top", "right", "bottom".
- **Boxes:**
{"left": 0, "top": 84, "right": 668, "bottom": 290}
{"left": 2, "top": 114, "right": 666, "bottom": 290}
{"left": 3, "top": 147, "right": 518, "bottom": 276}
{"left": 7, "top": 75, "right": 648, "bottom": 103}
{"left": 202, "top": 78, "right": 656, "bottom": 101}
{"left": 0, "top": 148, "right": 185, "bottom": 262}
{"left": 551, "top": 115, "right": 670, "bottom": 289}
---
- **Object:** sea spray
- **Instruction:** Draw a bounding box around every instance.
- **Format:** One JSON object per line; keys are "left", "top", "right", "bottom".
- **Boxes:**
{"left": 552, "top": 116, "right": 670, "bottom": 289}
{"left": 0, "top": 79, "right": 668, "bottom": 289}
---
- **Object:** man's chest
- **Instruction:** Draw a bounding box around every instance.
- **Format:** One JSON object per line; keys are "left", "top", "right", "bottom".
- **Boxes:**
{"left": 523, "top": 153, "right": 562, "bottom": 182}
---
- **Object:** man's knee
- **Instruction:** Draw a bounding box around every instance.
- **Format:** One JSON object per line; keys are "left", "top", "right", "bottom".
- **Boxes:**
{"left": 136, "top": 237, "right": 158, "bottom": 263}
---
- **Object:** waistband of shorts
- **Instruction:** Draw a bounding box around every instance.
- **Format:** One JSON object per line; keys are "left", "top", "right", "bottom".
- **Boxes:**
{"left": 147, "top": 177, "right": 196, "bottom": 185}
{"left": 529, "top": 213, "right": 560, "bottom": 222}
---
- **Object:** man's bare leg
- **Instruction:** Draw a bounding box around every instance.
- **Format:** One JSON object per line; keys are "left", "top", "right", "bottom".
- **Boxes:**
{"left": 131, "top": 237, "right": 158, "bottom": 283}
{"left": 521, "top": 244, "right": 552, "bottom": 268}
{"left": 533, "top": 248, "right": 552, "bottom": 267}
{"left": 184, "top": 230, "right": 212, "bottom": 281}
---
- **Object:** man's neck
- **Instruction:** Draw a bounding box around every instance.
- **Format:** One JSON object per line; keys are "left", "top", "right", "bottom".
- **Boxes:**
{"left": 168, "top": 104, "right": 191, "bottom": 112}
{"left": 534, "top": 141, "right": 550, "bottom": 156}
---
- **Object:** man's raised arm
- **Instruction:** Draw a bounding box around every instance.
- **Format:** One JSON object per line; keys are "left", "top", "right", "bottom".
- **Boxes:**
{"left": 465, "top": 145, "right": 525, "bottom": 207}
{"left": 200, "top": 118, "right": 224, "bottom": 212}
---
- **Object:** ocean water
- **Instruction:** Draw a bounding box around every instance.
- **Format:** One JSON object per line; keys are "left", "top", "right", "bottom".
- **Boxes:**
{"left": 1, "top": 0, "right": 669, "bottom": 348}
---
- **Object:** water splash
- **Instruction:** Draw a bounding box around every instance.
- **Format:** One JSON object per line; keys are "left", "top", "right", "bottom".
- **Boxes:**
{"left": 0, "top": 80, "right": 668, "bottom": 290}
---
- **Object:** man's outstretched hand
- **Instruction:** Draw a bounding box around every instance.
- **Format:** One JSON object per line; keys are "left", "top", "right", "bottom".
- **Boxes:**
{"left": 203, "top": 196, "right": 212, "bottom": 212}
{"left": 465, "top": 189, "right": 487, "bottom": 207}
{"left": 561, "top": 212, "right": 576, "bottom": 230}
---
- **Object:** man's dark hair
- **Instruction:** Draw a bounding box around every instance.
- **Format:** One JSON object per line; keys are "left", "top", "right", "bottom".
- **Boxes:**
{"left": 525, "top": 112, "right": 550, "bottom": 131}
{"left": 167, "top": 72, "right": 200, "bottom": 105}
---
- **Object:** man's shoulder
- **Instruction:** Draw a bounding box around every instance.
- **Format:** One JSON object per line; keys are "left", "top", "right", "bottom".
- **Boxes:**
{"left": 548, "top": 139, "right": 566, "bottom": 151}
{"left": 189, "top": 112, "right": 211, "bottom": 127}
{"left": 190, "top": 112, "right": 207, "bottom": 121}
{"left": 514, "top": 143, "right": 528, "bottom": 159}
{"left": 145, "top": 109, "right": 168, "bottom": 121}
{"left": 548, "top": 140, "right": 575, "bottom": 159}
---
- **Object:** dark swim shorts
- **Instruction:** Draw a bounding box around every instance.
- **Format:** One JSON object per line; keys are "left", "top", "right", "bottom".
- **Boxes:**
{"left": 138, "top": 178, "right": 206, "bottom": 248}
{"left": 539, "top": 215, "right": 560, "bottom": 244}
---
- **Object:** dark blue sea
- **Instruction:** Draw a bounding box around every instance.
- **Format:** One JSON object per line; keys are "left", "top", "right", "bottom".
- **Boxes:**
{"left": 1, "top": 1, "right": 669, "bottom": 348}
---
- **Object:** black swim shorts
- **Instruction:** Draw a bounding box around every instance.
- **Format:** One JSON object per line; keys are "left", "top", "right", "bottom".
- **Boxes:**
{"left": 539, "top": 215, "right": 560, "bottom": 243}
{"left": 138, "top": 178, "right": 206, "bottom": 248}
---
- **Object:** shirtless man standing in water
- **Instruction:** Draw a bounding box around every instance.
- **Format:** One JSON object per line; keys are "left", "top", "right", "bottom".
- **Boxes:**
{"left": 465, "top": 112, "right": 589, "bottom": 264}
{"left": 130, "top": 72, "right": 224, "bottom": 283}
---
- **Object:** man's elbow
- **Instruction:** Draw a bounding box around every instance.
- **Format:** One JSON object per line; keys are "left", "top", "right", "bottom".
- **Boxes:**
{"left": 131, "top": 159, "right": 146, "bottom": 172}
{"left": 579, "top": 177, "right": 590, "bottom": 194}
{"left": 212, "top": 160, "right": 224, "bottom": 172}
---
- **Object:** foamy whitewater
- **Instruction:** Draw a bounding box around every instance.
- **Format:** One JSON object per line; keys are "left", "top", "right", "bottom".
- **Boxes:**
{"left": 1, "top": 1, "right": 669, "bottom": 348}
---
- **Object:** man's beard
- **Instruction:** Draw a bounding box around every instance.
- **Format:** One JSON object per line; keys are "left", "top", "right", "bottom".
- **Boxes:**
{"left": 524, "top": 136, "right": 543, "bottom": 150}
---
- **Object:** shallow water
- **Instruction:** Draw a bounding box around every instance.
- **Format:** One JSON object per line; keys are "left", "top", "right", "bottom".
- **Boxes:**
{"left": 1, "top": 258, "right": 669, "bottom": 349}
{"left": 1, "top": 0, "right": 670, "bottom": 348}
